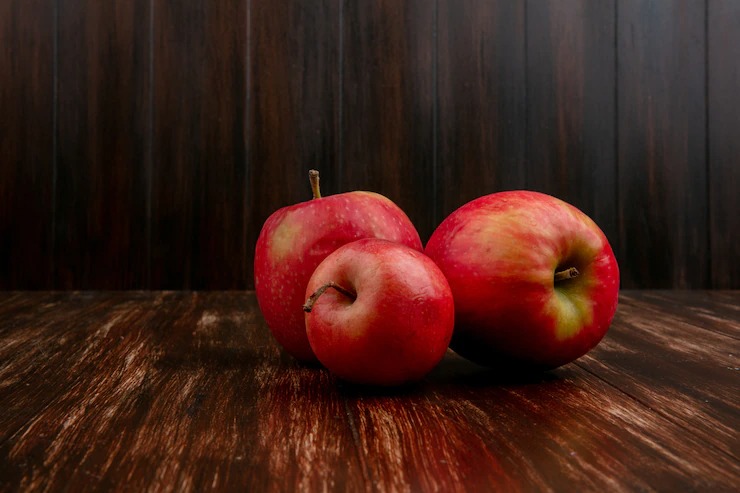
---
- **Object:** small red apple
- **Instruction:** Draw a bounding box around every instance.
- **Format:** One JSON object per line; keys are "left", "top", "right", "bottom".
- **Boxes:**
{"left": 425, "top": 191, "right": 619, "bottom": 370}
{"left": 254, "top": 171, "right": 422, "bottom": 362}
{"left": 303, "top": 239, "right": 454, "bottom": 386}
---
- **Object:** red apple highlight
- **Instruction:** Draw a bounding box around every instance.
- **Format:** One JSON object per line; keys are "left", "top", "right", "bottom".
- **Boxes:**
{"left": 254, "top": 171, "right": 422, "bottom": 362}
{"left": 303, "top": 239, "right": 454, "bottom": 386}
{"left": 425, "top": 191, "right": 619, "bottom": 370}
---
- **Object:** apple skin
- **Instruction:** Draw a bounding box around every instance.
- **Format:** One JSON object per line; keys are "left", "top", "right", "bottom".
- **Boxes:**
{"left": 254, "top": 190, "right": 422, "bottom": 362}
{"left": 304, "top": 239, "right": 454, "bottom": 386}
{"left": 425, "top": 191, "right": 619, "bottom": 370}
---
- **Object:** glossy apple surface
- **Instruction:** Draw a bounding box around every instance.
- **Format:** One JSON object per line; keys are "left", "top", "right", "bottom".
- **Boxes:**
{"left": 303, "top": 239, "right": 454, "bottom": 386}
{"left": 254, "top": 172, "right": 422, "bottom": 362}
{"left": 425, "top": 191, "right": 619, "bottom": 369}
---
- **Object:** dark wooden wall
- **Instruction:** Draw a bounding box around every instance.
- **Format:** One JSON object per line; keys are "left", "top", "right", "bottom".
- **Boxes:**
{"left": 1, "top": 0, "right": 738, "bottom": 290}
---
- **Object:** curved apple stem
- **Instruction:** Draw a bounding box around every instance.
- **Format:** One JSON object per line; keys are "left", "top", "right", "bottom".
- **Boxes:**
{"left": 554, "top": 267, "right": 580, "bottom": 282}
{"left": 309, "top": 169, "right": 321, "bottom": 199}
{"left": 303, "top": 282, "right": 356, "bottom": 312}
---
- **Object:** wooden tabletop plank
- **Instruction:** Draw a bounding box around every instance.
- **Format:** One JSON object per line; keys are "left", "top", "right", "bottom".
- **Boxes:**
{"left": 0, "top": 292, "right": 70, "bottom": 322}
{"left": 0, "top": 292, "right": 147, "bottom": 446}
{"left": 345, "top": 353, "right": 738, "bottom": 492}
{"left": 1, "top": 292, "right": 738, "bottom": 492}
{"left": 0, "top": 293, "right": 366, "bottom": 492}
{"left": 620, "top": 290, "right": 739, "bottom": 340}
{"left": 576, "top": 295, "right": 740, "bottom": 459}
{"left": 7, "top": 293, "right": 216, "bottom": 493}
{"left": 0, "top": 292, "right": 24, "bottom": 312}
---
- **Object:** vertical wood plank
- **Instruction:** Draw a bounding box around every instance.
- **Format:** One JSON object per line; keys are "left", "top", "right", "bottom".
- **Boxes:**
{"left": 708, "top": 0, "right": 740, "bottom": 289}
{"left": 526, "top": 0, "right": 618, "bottom": 247}
{"left": 341, "top": 0, "right": 436, "bottom": 241}
{"left": 54, "top": 0, "right": 150, "bottom": 289}
{"left": 151, "top": 0, "right": 248, "bottom": 289}
{"left": 437, "top": 0, "right": 527, "bottom": 221}
{"left": 248, "top": 0, "right": 341, "bottom": 287}
{"left": 617, "top": 0, "right": 707, "bottom": 288}
{"left": 0, "top": 0, "right": 55, "bottom": 289}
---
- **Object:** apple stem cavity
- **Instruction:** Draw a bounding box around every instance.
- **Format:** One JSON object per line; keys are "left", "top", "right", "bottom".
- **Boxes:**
{"left": 303, "top": 282, "right": 356, "bottom": 313}
{"left": 554, "top": 267, "right": 580, "bottom": 283}
{"left": 309, "top": 169, "right": 321, "bottom": 199}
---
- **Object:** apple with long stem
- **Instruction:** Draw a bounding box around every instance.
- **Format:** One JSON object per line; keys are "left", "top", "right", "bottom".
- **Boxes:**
{"left": 254, "top": 171, "right": 422, "bottom": 362}
{"left": 425, "top": 191, "right": 620, "bottom": 370}
{"left": 303, "top": 239, "right": 454, "bottom": 386}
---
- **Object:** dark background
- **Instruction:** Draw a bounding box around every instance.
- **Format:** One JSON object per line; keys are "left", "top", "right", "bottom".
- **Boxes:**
{"left": 1, "top": 0, "right": 738, "bottom": 290}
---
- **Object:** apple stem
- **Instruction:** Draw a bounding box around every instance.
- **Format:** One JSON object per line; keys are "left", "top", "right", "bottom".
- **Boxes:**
{"left": 554, "top": 267, "right": 580, "bottom": 282}
{"left": 309, "top": 169, "right": 321, "bottom": 199}
{"left": 303, "top": 282, "right": 356, "bottom": 312}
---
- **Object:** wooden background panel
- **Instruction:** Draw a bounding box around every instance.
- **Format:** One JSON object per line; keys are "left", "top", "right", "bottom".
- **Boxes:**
{"left": 1, "top": 0, "right": 739, "bottom": 290}
{"left": 0, "top": 0, "right": 55, "bottom": 289}
{"left": 341, "top": 0, "right": 436, "bottom": 242}
{"left": 437, "top": 0, "right": 527, "bottom": 223}
{"left": 617, "top": 0, "right": 708, "bottom": 289}
{"left": 526, "top": 0, "right": 618, "bottom": 248}
{"left": 248, "top": 0, "right": 341, "bottom": 280}
{"left": 151, "top": 0, "right": 248, "bottom": 289}
{"left": 708, "top": 1, "right": 740, "bottom": 289}
{"left": 54, "top": 0, "right": 150, "bottom": 289}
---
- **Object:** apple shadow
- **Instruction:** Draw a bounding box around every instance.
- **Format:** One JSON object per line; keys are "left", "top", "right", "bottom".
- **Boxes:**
{"left": 336, "top": 378, "right": 427, "bottom": 398}
{"left": 334, "top": 351, "right": 563, "bottom": 398}
{"left": 425, "top": 350, "right": 564, "bottom": 388}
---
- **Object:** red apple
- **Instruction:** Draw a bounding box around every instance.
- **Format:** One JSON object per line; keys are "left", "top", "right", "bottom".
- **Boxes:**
{"left": 303, "top": 239, "right": 454, "bottom": 386}
{"left": 254, "top": 171, "right": 422, "bottom": 362}
{"left": 425, "top": 191, "right": 619, "bottom": 370}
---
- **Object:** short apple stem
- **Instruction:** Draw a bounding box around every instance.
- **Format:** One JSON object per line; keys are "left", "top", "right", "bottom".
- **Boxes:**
{"left": 554, "top": 267, "right": 580, "bottom": 283}
{"left": 303, "top": 282, "right": 356, "bottom": 312}
{"left": 309, "top": 169, "right": 321, "bottom": 199}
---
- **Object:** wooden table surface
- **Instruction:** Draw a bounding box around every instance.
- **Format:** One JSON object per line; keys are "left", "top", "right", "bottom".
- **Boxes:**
{"left": 0, "top": 291, "right": 738, "bottom": 492}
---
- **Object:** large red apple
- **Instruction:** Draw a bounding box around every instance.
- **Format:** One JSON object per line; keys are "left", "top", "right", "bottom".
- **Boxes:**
{"left": 254, "top": 171, "right": 422, "bottom": 362}
{"left": 425, "top": 191, "right": 619, "bottom": 370}
{"left": 303, "top": 239, "right": 454, "bottom": 386}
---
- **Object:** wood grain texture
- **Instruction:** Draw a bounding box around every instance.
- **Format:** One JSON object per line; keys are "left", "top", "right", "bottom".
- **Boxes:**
{"left": 0, "top": 0, "right": 55, "bottom": 289}
{"left": 347, "top": 358, "right": 739, "bottom": 492}
{"left": 341, "top": 0, "right": 436, "bottom": 242}
{"left": 54, "top": 0, "right": 150, "bottom": 289}
{"left": 526, "top": 0, "right": 618, "bottom": 246}
{"left": 0, "top": 292, "right": 156, "bottom": 447}
{"left": 248, "top": 0, "right": 341, "bottom": 277}
{"left": 0, "top": 293, "right": 366, "bottom": 492}
{"left": 617, "top": 0, "right": 708, "bottom": 289}
{"left": 1, "top": 291, "right": 739, "bottom": 491}
{"left": 708, "top": 0, "right": 740, "bottom": 289}
{"left": 620, "top": 290, "right": 739, "bottom": 340}
{"left": 436, "top": 0, "right": 527, "bottom": 222}
{"left": 578, "top": 292, "right": 740, "bottom": 459}
{"left": 151, "top": 0, "right": 248, "bottom": 289}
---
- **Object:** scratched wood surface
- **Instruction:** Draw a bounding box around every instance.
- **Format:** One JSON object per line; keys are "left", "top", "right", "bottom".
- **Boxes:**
{"left": 0, "top": 292, "right": 738, "bottom": 492}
